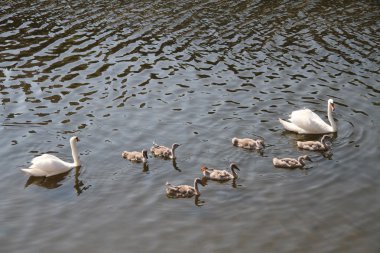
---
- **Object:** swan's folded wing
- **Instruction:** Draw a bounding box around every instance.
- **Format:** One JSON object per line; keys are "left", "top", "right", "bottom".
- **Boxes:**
{"left": 289, "top": 109, "right": 330, "bottom": 133}
{"left": 31, "top": 154, "right": 61, "bottom": 164}
{"left": 279, "top": 118, "right": 305, "bottom": 133}
{"left": 30, "top": 154, "right": 71, "bottom": 175}
{"left": 21, "top": 168, "right": 46, "bottom": 177}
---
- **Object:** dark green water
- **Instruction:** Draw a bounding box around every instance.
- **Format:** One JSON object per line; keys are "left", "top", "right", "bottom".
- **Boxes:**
{"left": 1, "top": 1, "right": 379, "bottom": 252}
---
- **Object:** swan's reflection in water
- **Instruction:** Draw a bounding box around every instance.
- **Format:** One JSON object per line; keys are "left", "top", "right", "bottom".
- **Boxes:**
{"left": 142, "top": 163, "right": 149, "bottom": 173}
{"left": 24, "top": 166, "right": 90, "bottom": 195}
{"left": 24, "top": 171, "right": 70, "bottom": 189}
{"left": 73, "top": 166, "right": 91, "bottom": 196}
{"left": 321, "top": 150, "right": 333, "bottom": 160}
{"left": 231, "top": 178, "right": 239, "bottom": 188}
{"left": 194, "top": 195, "right": 205, "bottom": 207}
{"left": 202, "top": 177, "right": 241, "bottom": 189}
{"left": 166, "top": 194, "right": 206, "bottom": 207}
{"left": 171, "top": 158, "right": 181, "bottom": 172}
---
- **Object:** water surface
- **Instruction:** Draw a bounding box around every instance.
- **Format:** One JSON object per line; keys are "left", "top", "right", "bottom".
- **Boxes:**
{"left": 1, "top": 1, "right": 379, "bottom": 252}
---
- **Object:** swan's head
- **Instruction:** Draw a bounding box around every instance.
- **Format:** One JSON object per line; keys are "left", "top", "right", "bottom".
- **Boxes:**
{"left": 172, "top": 143, "right": 181, "bottom": 150}
{"left": 70, "top": 136, "right": 80, "bottom": 143}
{"left": 232, "top": 137, "right": 238, "bottom": 145}
{"left": 230, "top": 163, "right": 240, "bottom": 171}
{"left": 328, "top": 99, "right": 335, "bottom": 111}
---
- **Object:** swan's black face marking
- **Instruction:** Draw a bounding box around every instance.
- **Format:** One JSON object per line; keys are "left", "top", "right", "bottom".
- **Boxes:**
{"left": 75, "top": 137, "right": 80, "bottom": 142}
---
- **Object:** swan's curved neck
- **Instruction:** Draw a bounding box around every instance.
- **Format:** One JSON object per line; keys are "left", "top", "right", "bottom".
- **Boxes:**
{"left": 194, "top": 180, "right": 200, "bottom": 195}
{"left": 327, "top": 103, "right": 337, "bottom": 132}
{"left": 231, "top": 167, "right": 238, "bottom": 178}
{"left": 298, "top": 157, "right": 306, "bottom": 166}
{"left": 171, "top": 147, "right": 176, "bottom": 159}
{"left": 70, "top": 140, "right": 80, "bottom": 166}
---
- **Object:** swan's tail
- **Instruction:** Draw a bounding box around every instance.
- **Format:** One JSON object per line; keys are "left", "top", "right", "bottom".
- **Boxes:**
{"left": 278, "top": 118, "right": 303, "bottom": 133}
{"left": 21, "top": 168, "right": 31, "bottom": 174}
{"left": 165, "top": 182, "right": 176, "bottom": 190}
{"left": 21, "top": 168, "right": 39, "bottom": 177}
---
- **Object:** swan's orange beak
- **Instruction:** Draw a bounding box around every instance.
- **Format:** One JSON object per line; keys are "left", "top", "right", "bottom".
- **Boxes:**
{"left": 330, "top": 103, "right": 335, "bottom": 111}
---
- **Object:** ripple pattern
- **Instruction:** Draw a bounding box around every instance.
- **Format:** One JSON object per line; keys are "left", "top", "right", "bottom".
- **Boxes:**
{"left": 0, "top": 1, "right": 379, "bottom": 253}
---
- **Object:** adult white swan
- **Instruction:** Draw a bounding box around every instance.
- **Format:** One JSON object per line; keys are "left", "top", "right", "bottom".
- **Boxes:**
{"left": 22, "top": 136, "right": 81, "bottom": 177}
{"left": 279, "top": 99, "right": 337, "bottom": 134}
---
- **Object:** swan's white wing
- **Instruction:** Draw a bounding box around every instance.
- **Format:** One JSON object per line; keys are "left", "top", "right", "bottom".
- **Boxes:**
{"left": 31, "top": 154, "right": 62, "bottom": 164}
{"left": 289, "top": 109, "right": 331, "bottom": 134}
{"left": 30, "top": 154, "right": 72, "bottom": 176}
{"left": 278, "top": 118, "right": 305, "bottom": 133}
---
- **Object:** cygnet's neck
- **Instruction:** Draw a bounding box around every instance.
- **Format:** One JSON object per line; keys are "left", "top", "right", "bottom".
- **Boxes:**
{"left": 231, "top": 167, "right": 238, "bottom": 178}
{"left": 171, "top": 146, "right": 177, "bottom": 159}
{"left": 194, "top": 180, "right": 200, "bottom": 195}
{"left": 298, "top": 157, "right": 306, "bottom": 166}
{"left": 321, "top": 136, "right": 330, "bottom": 149}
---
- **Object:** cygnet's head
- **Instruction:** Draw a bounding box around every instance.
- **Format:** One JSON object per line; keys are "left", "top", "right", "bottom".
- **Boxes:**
{"left": 172, "top": 143, "right": 181, "bottom": 150}
{"left": 230, "top": 163, "right": 240, "bottom": 171}
{"left": 200, "top": 165, "right": 208, "bottom": 172}
{"left": 301, "top": 155, "right": 312, "bottom": 162}
{"left": 257, "top": 139, "right": 265, "bottom": 149}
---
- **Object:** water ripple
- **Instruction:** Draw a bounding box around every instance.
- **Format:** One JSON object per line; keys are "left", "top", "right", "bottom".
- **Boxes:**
{"left": 0, "top": 1, "right": 379, "bottom": 253}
